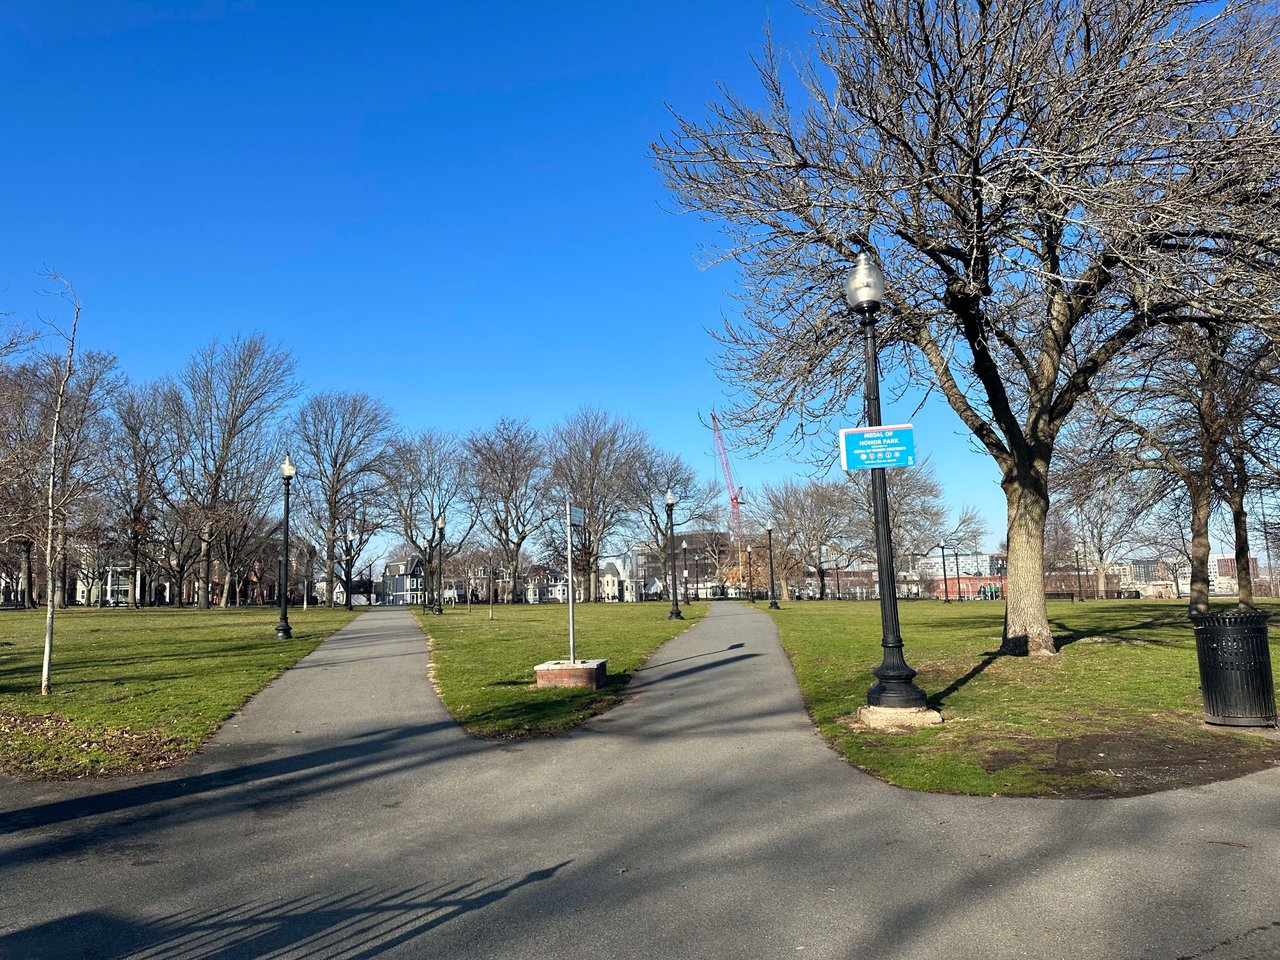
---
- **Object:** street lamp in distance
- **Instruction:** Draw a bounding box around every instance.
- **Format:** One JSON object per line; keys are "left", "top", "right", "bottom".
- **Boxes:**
{"left": 766, "top": 522, "right": 780, "bottom": 610}
{"left": 433, "top": 516, "right": 445, "bottom": 615}
{"left": 275, "top": 454, "right": 296, "bottom": 640}
{"left": 681, "top": 539, "right": 689, "bottom": 605}
{"left": 666, "top": 489, "right": 683, "bottom": 620}
{"left": 938, "top": 541, "right": 951, "bottom": 604}
{"left": 747, "top": 544, "right": 755, "bottom": 603}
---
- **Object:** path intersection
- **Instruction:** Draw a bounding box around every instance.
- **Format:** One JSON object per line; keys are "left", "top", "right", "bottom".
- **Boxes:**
{"left": 2, "top": 604, "right": 1277, "bottom": 959}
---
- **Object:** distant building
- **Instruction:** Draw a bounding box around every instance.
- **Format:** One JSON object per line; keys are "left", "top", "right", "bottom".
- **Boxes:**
{"left": 382, "top": 558, "right": 425, "bottom": 606}
{"left": 1212, "top": 554, "right": 1260, "bottom": 596}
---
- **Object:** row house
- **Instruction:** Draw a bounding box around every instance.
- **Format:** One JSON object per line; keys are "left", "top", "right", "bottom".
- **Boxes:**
{"left": 382, "top": 558, "right": 426, "bottom": 606}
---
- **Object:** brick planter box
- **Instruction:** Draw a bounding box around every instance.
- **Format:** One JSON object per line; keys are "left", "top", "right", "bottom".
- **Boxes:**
{"left": 534, "top": 659, "right": 608, "bottom": 689}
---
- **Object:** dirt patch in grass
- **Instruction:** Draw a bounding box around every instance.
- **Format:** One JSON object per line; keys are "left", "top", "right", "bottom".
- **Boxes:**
{"left": 0, "top": 711, "right": 192, "bottom": 780}
{"left": 979, "top": 727, "right": 1280, "bottom": 798}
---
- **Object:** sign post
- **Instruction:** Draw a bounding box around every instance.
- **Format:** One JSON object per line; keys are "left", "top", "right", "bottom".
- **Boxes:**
{"left": 566, "top": 501, "right": 584, "bottom": 661}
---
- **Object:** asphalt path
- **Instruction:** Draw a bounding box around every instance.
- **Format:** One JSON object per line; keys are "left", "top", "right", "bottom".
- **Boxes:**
{"left": 1, "top": 603, "right": 1278, "bottom": 960}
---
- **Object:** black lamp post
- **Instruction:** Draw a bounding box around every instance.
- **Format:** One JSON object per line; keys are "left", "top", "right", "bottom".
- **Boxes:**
{"left": 434, "top": 516, "right": 445, "bottom": 615}
{"left": 275, "top": 454, "right": 296, "bottom": 640}
{"left": 846, "top": 250, "right": 927, "bottom": 709}
{"left": 665, "top": 489, "right": 683, "bottom": 620}
{"left": 747, "top": 544, "right": 755, "bottom": 603}
{"left": 681, "top": 540, "right": 689, "bottom": 604}
{"left": 766, "top": 522, "right": 780, "bottom": 609}
{"left": 938, "top": 541, "right": 951, "bottom": 603}
{"left": 1075, "top": 544, "right": 1086, "bottom": 603}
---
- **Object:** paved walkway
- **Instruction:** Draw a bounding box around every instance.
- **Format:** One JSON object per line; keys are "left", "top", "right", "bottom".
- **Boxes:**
{"left": 1, "top": 603, "right": 1278, "bottom": 959}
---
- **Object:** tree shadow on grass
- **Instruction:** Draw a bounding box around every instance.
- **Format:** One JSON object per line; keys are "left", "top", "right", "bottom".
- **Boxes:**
{"left": 927, "top": 651, "right": 1002, "bottom": 710}
{"left": 1049, "top": 617, "right": 1192, "bottom": 651}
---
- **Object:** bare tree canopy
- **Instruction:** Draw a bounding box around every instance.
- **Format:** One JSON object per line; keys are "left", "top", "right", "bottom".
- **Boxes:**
{"left": 162, "top": 334, "right": 298, "bottom": 609}
{"left": 655, "top": 0, "right": 1280, "bottom": 653}
{"left": 464, "top": 417, "right": 555, "bottom": 602}
{"left": 294, "top": 390, "right": 395, "bottom": 607}
{"left": 547, "top": 407, "right": 646, "bottom": 602}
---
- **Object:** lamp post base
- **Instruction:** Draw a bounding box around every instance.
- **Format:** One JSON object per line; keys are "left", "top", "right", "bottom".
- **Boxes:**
{"left": 857, "top": 704, "right": 942, "bottom": 729}
{"left": 275, "top": 622, "right": 292, "bottom": 640}
{"left": 668, "top": 609, "right": 684, "bottom": 621}
{"left": 768, "top": 600, "right": 780, "bottom": 610}
{"left": 866, "top": 679, "right": 928, "bottom": 708}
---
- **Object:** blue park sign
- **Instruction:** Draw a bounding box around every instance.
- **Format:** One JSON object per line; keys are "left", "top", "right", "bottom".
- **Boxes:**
{"left": 839, "top": 424, "right": 917, "bottom": 471}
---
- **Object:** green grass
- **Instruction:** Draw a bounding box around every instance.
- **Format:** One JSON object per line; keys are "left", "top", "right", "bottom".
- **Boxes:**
{"left": 0, "top": 605, "right": 358, "bottom": 779}
{"left": 769, "top": 599, "right": 1280, "bottom": 796}
{"left": 418, "top": 601, "right": 707, "bottom": 737}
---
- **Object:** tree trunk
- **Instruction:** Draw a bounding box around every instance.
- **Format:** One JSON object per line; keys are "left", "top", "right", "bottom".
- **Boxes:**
{"left": 1000, "top": 479, "right": 1055, "bottom": 656}
{"left": 54, "top": 526, "right": 67, "bottom": 610}
{"left": 198, "top": 521, "right": 212, "bottom": 609}
{"left": 23, "top": 540, "right": 35, "bottom": 609}
{"left": 1229, "top": 493, "right": 1255, "bottom": 610}
{"left": 1187, "top": 479, "right": 1212, "bottom": 615}
{"left": 325, "top": 532, "right": 336, "bottom": 608}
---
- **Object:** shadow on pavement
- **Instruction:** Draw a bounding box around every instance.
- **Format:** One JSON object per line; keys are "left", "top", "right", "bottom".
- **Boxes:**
{"left": 0, "top": 720, "right": 479, "bottom": 870}
{"left": 0, "top": 862, "right": 572, "bottom": 960}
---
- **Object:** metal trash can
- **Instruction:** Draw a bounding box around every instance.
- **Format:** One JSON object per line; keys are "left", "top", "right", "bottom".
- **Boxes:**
{"left": 1188, "top": 610, "right": 1277, "bottom": 727}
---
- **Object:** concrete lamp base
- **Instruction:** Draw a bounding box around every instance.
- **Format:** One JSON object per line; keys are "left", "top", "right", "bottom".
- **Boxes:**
{"left": 857, "top": 705, "right": 943, "bottom": 731}
{"left": 534, "top": 659, "right": 608, "bottom": 689}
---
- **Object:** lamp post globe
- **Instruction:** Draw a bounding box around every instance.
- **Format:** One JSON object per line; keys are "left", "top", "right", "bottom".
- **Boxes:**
{"left": 666, "top": 489, "right": 683, "bottom": 620}
{"left": 275, "top": 454, "right": 297, "bottom": 640}
{"left": 846, "top": 250, "right": 927, "bottom": 709}
{"left": 766, "top": 522, "right": 780, "bottom": 610}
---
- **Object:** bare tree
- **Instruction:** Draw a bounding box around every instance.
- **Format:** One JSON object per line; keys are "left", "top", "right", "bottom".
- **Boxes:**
{"left": 654, "top": 0, "right": 1280, "bottom": 653}
{"left": 464, "top": 418, "right": 555, "bottom": 603}
{"left": 755, "top": 479, "right": 850, "bottom": 598}
{"left": 162, "top": 335, "right": 298, "bottom": 609}
{"left": 108, "top": 384, "right": 167, "bottom": 606}
{"left": 294, "top": 391, "right": 395, "bottom": 607}
{"left": 1051, "top": 442, "right": 1167, "bottom": 600}
{"left": 379, "top": 430, "right": 474, "bottom": 610}
{"left": 548, "top": 408, "right": 644, "bottom": 602}
{"left": 39, "top": 276, "right": 81, "bottom": 693}
{"left": 1086, "top": 323, "right": 1277, "bottom": 611}
{"left": 627, "top": 442, "right": 722, "bottom": 558}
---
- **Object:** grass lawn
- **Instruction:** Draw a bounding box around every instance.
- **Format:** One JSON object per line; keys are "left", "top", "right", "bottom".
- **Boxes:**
{"left": 418, "top": 601, "right": 707, "bottom": 737}
{"left": 769, "top": 599, "right": 1280, "bottom": 797}
{"left": 0, "top": 605, "right": 358, "bottom": 779}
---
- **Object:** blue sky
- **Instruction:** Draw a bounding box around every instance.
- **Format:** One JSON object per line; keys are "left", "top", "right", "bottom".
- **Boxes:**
{"left": 0, "top": 1, "right": 1007, "bottom": 547}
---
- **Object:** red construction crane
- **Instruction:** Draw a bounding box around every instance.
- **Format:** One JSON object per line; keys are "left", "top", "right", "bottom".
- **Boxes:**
{"left": 710, "top": 410, "right": 744, "bottom": 544}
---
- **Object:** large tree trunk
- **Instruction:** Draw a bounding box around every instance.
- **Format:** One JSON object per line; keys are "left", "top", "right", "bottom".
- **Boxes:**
{"left": 1229, "top": 493, "right": 1255, "bottom": 610}
{"left": 1187, "top": 479, "right": 1212, "bottom": 615}
{"left": 1000, "top": 478, "right": 1055, "bottom": 656}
